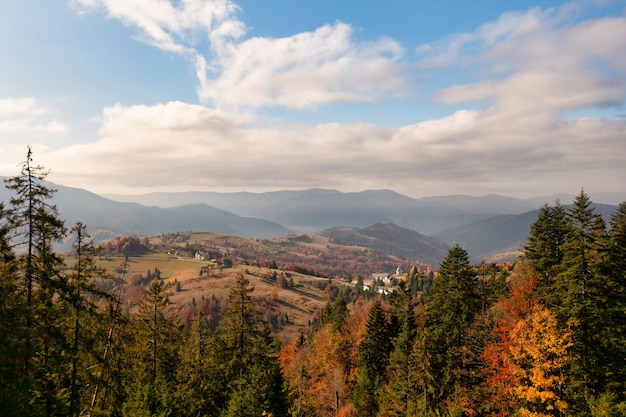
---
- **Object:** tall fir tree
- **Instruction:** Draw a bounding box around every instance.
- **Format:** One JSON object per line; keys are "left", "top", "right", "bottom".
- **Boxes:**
{"left": 352, "top": 298, "right": 392, "bottom": 417}
{"left": 4, "top": 147, "right": 68, "bottom": 416}
{"left": 123, "top": 279, "right": 180, "bottom": 416}
{"left": 553, "top": 191, "right": 606, "bottom": 405}
{"left": 595, "top": 201, "right": 626, "bottom": 400}
{"left": 378, "top": 284, "right": 418, "bottom": 417}
{"left": 218, "top": 274, "right": 288, "bottom": 417}
{"left": 423, "top": 244, "right": 481, "bottom": 412}
{"left": 523, "top": 200, "right": 569, "bottom": 303}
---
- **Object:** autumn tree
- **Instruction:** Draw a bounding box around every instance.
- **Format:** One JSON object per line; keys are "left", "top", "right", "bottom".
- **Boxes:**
{"left": 479, "top": 262, "right": 538, "bottom": 416}
{"left": 510, "top": 305, "right": 572, "bottom": 416}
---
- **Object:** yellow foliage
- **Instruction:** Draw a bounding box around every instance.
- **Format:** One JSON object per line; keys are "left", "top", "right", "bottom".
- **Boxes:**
{"left": 510, "top": 306, "right": 572, "bottom": 416}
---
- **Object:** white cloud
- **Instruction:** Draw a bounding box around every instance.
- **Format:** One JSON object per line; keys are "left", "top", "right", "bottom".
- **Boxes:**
{"left": 72, "top": 0, "right": 244, "bottom": 53}
{"left": 0, "top": 97, "right": 69, "bottom": 135}
{"left": 42, "top": 2, "right": 625, "bottom": 199}
{"left": 199, "top": 22, "right": 408, "bottom": 109}
{"left": 42, "top": 100, "right": 625, "bottom": 198}
{"left": 72, "top": 1, "right": 409, "bottom": 109}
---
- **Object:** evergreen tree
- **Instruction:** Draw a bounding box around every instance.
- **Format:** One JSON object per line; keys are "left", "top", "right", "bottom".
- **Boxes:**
{"left": 4, "top": 147, "right": 68, "bottom": 416}
{"left": 352, "top": 298, "right": 391, "bottom": 417}
{"left": 523, "top": 201, "right": 569, "bottom": 302}
{"left": 554, "top": 191, "right": 606, "bottom": 403}
{"left": 123, "top": 279, "right": 180, "bottom": 416}
{"left": 595, "top": 202, "right": 626, "bottom": 399}
{"left": 379, "top": 285, "right": 418, "bottom": 417}
{"left": 217, "top": 274, "right": 288, "bottom": 417}
{"left": 65, "top": 222, "right": 113, "bottom": 417}
{"left": 0, "top": 202, "right": 25, "bottom": 415}
{"left": 423, "top": 244, "right": 480, "bottom": 410}
{"left": 175, "top": 312, "right": 224, "bottom": 417}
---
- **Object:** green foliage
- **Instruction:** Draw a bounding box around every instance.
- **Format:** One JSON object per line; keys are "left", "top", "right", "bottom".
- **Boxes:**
{"left": 352, "top": 299, "right": 391, "bottom": 417}
{"left": 423, "top": 245, "right": 481, "bottom": 408}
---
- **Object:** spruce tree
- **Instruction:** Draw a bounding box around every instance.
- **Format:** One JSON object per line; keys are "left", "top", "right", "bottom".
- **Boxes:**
{"left": 352, "top": 298, "right": 391, "bottom": 417}
{"left": 523, "top": 200, "right": 569, "bottom": 302}
{"left": 217, "top": 274, "right": 288, "bottom": 417}
{"left": 4, "top": 147, "right": 67, "bottom": 416}
{"left": 0, "top": 202, "right": 24, "bottom": 415}
{"left": 596, "top": 202, "right": 626, "bottom": 399}
{"left": 423, "top": 244, "right": 480, "bottom": 409}
{"left": 379, "top": 285, "right": 417, "bottom": 417}
{"left": 123, "top": 279, "right": 180, "bottom": 416}
{"left": 65, "top": 222, "right": 113, "bottom": 417}
{"left": 554, "top": 191, "right": 606, "bottom": 405}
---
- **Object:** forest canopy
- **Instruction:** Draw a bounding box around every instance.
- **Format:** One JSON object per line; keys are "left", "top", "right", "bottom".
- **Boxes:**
{"left": 0, "top": 149, "right": 625, "bottom": 416}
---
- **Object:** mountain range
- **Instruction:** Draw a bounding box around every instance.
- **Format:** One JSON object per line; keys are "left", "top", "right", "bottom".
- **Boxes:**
{"left": 1, "top": 177, "right": 623, "bottom": 264}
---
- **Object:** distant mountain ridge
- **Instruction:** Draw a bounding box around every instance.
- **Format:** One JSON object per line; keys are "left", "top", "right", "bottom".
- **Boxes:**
{"left": 0, "top": 178, "right": 291, "bottom": 240}
{"left": 103, "top": 188, "right": 544, "bottom": 235}
{"left": 1, "top": 176, "right": 623, "bottom": 264}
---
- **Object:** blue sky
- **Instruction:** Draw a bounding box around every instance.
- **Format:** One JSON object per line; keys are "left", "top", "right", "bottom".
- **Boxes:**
{"left": 0, "top": 0, "right": 625, "bottom": 199}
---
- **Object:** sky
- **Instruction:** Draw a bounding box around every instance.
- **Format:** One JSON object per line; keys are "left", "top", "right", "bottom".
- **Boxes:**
{"left": 0, "top": 0, "right": 625, "bottom": 199}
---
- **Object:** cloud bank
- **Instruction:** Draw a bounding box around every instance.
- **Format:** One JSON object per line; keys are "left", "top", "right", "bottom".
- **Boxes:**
{"left": 2, "top": 1, "right": 625, "bottom": 199}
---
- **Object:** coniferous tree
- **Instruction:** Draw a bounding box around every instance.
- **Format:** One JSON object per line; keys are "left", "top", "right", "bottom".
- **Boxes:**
{"left": 218, "top": 274, "right": 288, "bottom": 417}
{"left": 423, "top": 244, "right": 480, "bottom": 411}
{"left": 378, "top": 284, "right": 418, "bottom": 417}
{"left": 175, "top": 311, "right": 224, "bottom": 416}
{"left": 553, "top": 191, "right": 606, "bottom": 404}
{"left": 595, "top": 202, "right": 626, "bottom": 400}
{"left": 123, "top": 279, "right": 180, "bottom": 416}
{"left": 4, "top": 147, "right": 67, "bottom": 416}
{"left": 352, "top": 298, "right": 391, "bottom": 417}
{"left": 523, "top": 201, "right": 569, "bottom": 302}
{"left": 65, "top": 222, "right": 114, "bottom": 417}
{"left": 0, "top": 202, "right": 24, "bottom": 415}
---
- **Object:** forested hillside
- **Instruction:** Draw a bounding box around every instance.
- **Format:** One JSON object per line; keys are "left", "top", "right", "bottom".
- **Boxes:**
{"left": 1, "top": 150, "right": 625, "bottom": 416}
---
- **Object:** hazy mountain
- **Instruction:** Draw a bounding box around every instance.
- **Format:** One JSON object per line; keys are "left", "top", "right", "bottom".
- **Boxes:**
{"left": 104, "top": 188, "right": 528, "bottom": 234}
{"left": 0, "top": 178, "right": 291, "bottom": 239}
{"left": 435, "top": 203, "right": 619, "bottom": 261}
{"left": 319, "top": 223, "right": 450, "bottom": 267}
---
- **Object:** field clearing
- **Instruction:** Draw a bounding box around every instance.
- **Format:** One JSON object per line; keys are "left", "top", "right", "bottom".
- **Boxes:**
{"left": 86, "top": 250, "right": 333, "bottom": 343}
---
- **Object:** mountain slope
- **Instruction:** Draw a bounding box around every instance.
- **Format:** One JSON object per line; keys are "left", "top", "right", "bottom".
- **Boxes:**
{"left": 319, "top": 223, "right": 450, "bottom": 267}
{"left": 0, "top": 178, "right": 291, "bottom": 239}
{"left": 436, "top": 203, "right": 619, "bottom": 261}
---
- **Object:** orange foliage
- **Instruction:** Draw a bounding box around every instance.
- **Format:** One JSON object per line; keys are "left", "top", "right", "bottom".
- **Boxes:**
{"left": 479, "top": 263, "right": 538, "bottom": 416}
{"left": 279, "top": 340, "right": 296, "bottom": 371}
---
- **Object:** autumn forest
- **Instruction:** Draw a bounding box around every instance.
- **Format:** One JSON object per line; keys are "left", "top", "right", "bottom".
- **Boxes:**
{"left": 1, "top": 150, "right": 625, "bottom": 417}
